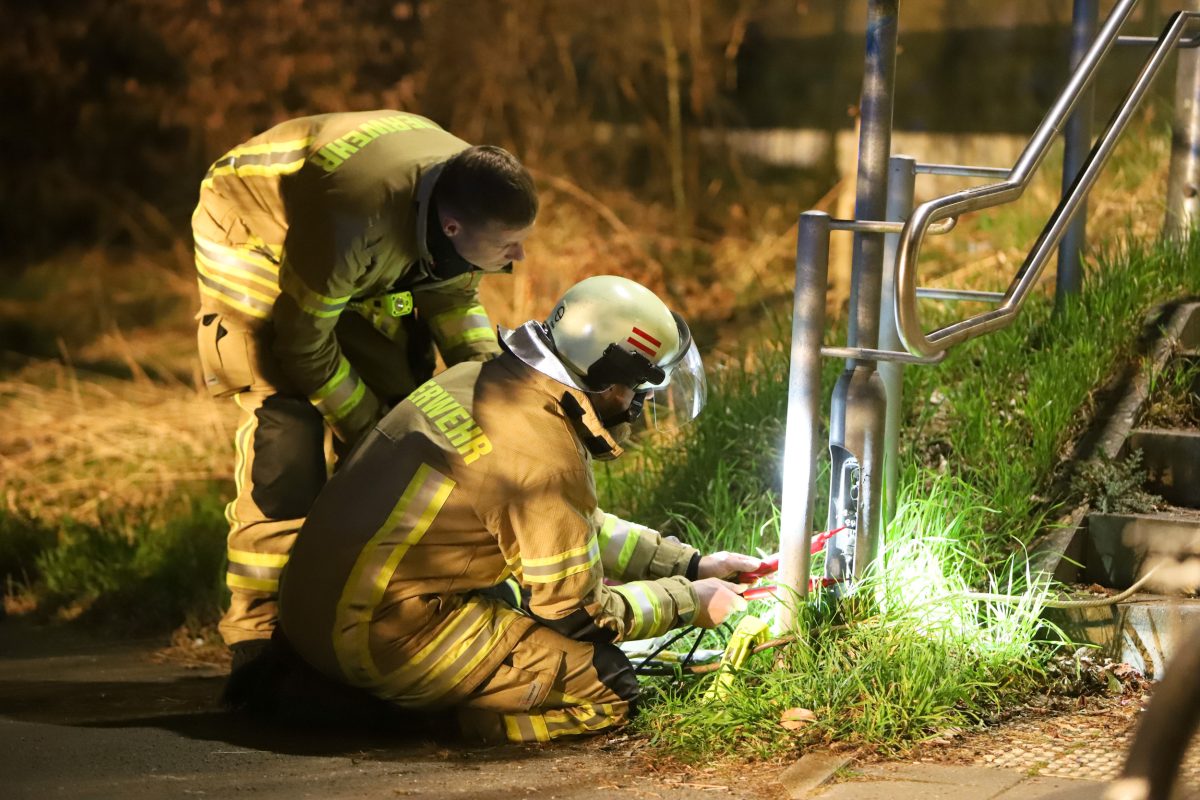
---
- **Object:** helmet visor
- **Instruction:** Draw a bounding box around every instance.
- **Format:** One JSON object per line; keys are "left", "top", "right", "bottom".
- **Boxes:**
{"left": 644, "top": 340, "right": 706, "bottom": 431}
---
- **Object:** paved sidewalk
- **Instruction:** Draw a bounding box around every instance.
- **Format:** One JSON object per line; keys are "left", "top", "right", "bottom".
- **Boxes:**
{"left": 815, "top": 763, "right": 1101, "bottom": 799}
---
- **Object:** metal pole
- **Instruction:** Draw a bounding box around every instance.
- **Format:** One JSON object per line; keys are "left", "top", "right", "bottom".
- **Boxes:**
{"left": 826, "top": 0, "right": 898, "bottom": 589}
{"left": 845, "top": 0, "right": 900, "bottom": 353}
{"left": 1058, "top": 0, "right": 1099, "bottom": 306}
{"left": 879, "top": 156, "right": 916, "bottom": 525}
{"left": 1166, "top": 0, "right": 1200, "bottom": 238}
{"left": 777, "top": 212, "right": 831, "bottom": 631}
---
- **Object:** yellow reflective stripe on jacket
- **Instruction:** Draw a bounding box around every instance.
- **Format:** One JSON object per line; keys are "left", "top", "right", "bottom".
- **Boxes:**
{"left": 429, "top": 304, "right": 496, "bottom": 350}
{"left": 229, "top": 549, "right": 289, "bottom": 568}
{"left": 201, "top": 136, "right": 314, "bottom": 189}
{"left": 333, "top": 464, "right": 456, "bottom": 686}
{"left": 195, "top": 249, "right": 279, "bottom": 293}
{"left": 193, "top": 236, "right": 281, "bottom": 319}
{"left": 520, "top": 536, "right": 601, "bottom": 583}
{"left": 598, "top": 515, "right": 646, "bottom": 579}
{"left": 279, "top": 265, "right": 352, "bottom": 319}
{"left": 194, "top": 235, "right": 281, "bottom": 283}
{"left": 198, "top": 281, "right": 271, "bottom": 319}
{"left": 195, "top": 259, "right": 279, "bottom": 305}
{"left": 310, "top": 357, "right": 366, "bottom": 423}
{"left": 611, "top": 583, "right": 665, "bottom": 640}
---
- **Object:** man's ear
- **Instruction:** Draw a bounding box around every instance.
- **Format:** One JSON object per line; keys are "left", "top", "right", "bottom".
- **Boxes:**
{"left": 440, "top": 210, "right": 462, "bottom": 238}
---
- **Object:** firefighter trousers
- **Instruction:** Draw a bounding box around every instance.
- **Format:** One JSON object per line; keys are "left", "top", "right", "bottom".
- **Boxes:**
{"left": 198, "top": 311, "right": 435, "bottom": 646}
{"left": 455, "top": 616, "right": 641, "bottom": 744}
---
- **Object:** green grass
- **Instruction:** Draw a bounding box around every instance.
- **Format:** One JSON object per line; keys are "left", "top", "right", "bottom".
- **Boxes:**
{"left": 609, "top": 230, "right": 1200, "bottom": 760}
{"left": 901, "top": 231, "right": 1200, "bottom": 569}
{"left": 3, "top": 486, "right": 228, "bottom": 633}
{"left": 638, "top": 474, "right": 1054, "bottom": 760}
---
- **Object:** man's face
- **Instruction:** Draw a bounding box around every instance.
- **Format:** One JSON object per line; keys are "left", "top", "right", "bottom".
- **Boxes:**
{"left": 589, "top": 384, "right": 635, "bottom": 424}
{"left": 442, "top": 215, "right": 534, "bottom": 271}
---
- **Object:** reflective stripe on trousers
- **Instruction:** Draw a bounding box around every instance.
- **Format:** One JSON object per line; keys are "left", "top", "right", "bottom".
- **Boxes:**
{"left": 456, "top": 623, "right": 640, "bottom": 744}
{"left": 219, "top": 390, "right": 329, "bottom": 645}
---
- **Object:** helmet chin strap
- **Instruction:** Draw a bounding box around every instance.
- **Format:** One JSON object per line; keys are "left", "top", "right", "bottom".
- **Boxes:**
{"left": 601, "top": 390, "right": 648, "bottom": 428}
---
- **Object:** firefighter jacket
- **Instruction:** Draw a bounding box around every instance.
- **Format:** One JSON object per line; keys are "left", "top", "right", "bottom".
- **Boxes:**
{"left": 279, "top": 353, "right": 701, "bottom": 707}
{"left": 192, "top": 110, "right": 503, "bottom": 445}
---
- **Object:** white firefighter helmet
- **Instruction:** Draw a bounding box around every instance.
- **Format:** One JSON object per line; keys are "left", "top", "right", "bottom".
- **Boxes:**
{"left": 499, "top": 275, "right": 706, "bottom": 429}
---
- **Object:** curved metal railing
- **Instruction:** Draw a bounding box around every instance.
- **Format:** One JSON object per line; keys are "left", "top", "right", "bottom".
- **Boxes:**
{"left": 894, "top": 2, "right": 1200, "bottom": 357}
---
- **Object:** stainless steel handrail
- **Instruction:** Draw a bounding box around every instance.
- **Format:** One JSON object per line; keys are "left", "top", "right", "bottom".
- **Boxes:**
{"left": 894, "top": 3, "right": 1200, "bottom": 357}
{"left": 915, "top": 288, "right": 1006, "bottom": 303}
{"left": 1118, "top": 32, "right": 1200, "bottom": 47}
{"left": 831, "top": 216, "right": 958, "bottom": 235}
{"left": 915, "top": 163, "right": 1011, "bottom": 179}
{"left": 820, "top": 346, "right": 945, "bottom": 365}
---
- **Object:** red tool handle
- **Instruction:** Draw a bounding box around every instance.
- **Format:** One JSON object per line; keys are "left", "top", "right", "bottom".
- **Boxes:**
{"left": 737, "top": 555, "right": 779, "bottom": 583}
{"left": 740, "top": 576, "right": 844, "bottom": 601}
{"left": 734, "top": 527, "right": 847, "bottom": 583}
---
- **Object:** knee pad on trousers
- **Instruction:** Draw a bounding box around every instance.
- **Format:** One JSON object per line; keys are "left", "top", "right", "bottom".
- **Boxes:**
{"left": 591, "top": 642, "right": 640, "bottom": 708}
{"left": 250, "top": 395, "right": 326, "bottom": 519}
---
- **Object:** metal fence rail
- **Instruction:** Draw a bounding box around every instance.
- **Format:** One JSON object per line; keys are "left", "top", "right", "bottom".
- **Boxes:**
{"left": 777, "top": 1, "right": 1200, "bottom": 614}
{"left": 894, "top": 3, "right": 1200, "bottom": 358}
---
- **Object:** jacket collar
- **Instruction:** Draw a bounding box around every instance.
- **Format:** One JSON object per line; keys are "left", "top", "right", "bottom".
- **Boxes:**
{"left": 412, "top": 163, "right": 514, "bottom": 282}
{"left": 495, "top": 344, "right": 624, "bottom": 461}
{"left": 413, "top": 163, "right": 443, "bottom": 265}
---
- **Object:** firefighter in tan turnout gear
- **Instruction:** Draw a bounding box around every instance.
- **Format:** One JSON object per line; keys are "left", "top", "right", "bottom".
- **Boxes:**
{"left": 192, "top": 110, "right": 538, "bottom": 673}
{"left": 278, "top": 276, "right": 760, "bottom": 743}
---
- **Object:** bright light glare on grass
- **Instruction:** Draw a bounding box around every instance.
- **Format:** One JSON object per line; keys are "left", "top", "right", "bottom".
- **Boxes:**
{"left": 875, "top": 475, "right": 1054, "bottom": 660}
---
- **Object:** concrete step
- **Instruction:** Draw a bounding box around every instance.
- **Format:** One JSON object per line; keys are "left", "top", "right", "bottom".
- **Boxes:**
{"left": 1127, "top": 428, "right": 1200, "bottom": 509}
{"left": 1032, "top": 302, "right": 1200, "bottom": 679}
{"left": 1047, "top": 594, "right": 1200, "bottom": 678}
{"left": 1085, "top": 510, "right": 1200, "bottom": 589}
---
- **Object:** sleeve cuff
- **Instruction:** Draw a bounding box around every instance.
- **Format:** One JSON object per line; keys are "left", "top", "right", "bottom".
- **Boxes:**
{"left": 660, "top": 576, "right": 698, "bottom": 627}
{"left": 647, "top": 536, "right": 699, "bottom": 579}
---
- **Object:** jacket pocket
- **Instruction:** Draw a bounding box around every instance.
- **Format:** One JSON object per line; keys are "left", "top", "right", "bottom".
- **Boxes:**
{"left": 471, "top": 645, "right": 565, "bottom": 713}
{"left": 197, "top": 312, "right": 257, "bottom": 397}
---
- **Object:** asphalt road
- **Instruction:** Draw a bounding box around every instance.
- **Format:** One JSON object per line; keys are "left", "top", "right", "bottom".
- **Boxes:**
{"left": 0, "top": 622, "right": 764, "bottom": 800}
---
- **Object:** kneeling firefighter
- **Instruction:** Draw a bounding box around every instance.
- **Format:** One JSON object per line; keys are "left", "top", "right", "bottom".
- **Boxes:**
{"left": 276, "top": 275, "right": 760, "bottom": 743}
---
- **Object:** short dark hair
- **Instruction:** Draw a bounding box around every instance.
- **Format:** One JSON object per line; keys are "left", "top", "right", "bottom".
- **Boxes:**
{"left": 433, "top": 145, "right": 538, "bottom": 229}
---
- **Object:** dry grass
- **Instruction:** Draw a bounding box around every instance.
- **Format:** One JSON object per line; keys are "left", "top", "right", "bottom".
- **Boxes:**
{"left": 0, "top": 362, "right": 235, "bottom": 525}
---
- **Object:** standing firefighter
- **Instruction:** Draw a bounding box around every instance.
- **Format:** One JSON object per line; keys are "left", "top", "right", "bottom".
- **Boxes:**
{"left": 192, "top": 110, "right": 537, "bottom": 672}
{"left": 277, "top": 276, "right": 759, "bottom": 743}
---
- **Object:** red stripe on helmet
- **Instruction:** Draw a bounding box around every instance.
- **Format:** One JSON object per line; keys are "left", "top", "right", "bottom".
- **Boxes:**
{"left": 631, "top": 327, "right": 662, "bottom": 347}
{"left": 626, "top": 336, "right": 656, "bottom": 356}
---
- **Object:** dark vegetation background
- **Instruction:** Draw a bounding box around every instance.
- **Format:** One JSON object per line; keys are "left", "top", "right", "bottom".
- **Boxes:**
{"left": 0, "top": 0, "right": 1187, "bottom": 639}
{"left": 1, "top": 0, "right": 1170, "bottom": 274}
